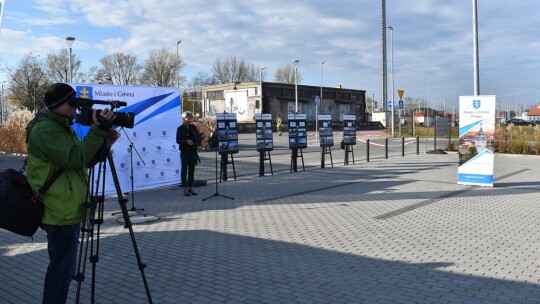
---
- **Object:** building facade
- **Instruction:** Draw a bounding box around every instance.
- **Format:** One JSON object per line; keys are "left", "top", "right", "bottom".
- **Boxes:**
{"left": 202, "top": 82, "right": 366, "bottom": 125}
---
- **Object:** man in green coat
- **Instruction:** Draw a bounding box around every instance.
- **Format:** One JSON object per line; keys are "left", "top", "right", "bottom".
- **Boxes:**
{"left": 26, "top": 83, "right": 118, "bottom": 304}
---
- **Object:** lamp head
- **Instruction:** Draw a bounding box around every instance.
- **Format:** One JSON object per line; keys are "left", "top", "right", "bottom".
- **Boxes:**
{"left": 65, "top": 36, "right": 76, "bottom": 48}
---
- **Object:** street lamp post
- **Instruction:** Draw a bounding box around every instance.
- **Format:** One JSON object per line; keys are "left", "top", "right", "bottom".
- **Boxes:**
{"left": 372, "top": 93, "right": 375, "bottom": 121}
{"left": 318, "top": 61, "right": 325, "bottom": 141}
{"left": 259, "top": 66, "right": 267, "bottom": 114}
{"left": 293, "top": 59, "right": 299, "bottom": 113}
{"left": 387, "top": 26, "right": 395, "bottom": 137}
{"left": 0, "top": 81, "right": 6, "bottom": 124}
{"left": 472, "top": 0, "right": 480, "bottom": 95}
{"left": 65, "top": 37, "right": 76, "bottom": 82}
{"left": 176, "top": 40, "right": 181, "bottom": 91}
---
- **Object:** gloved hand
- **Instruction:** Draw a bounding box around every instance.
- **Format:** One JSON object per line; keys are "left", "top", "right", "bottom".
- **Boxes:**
{"left": 93, "top": 108, "right": 116, "bottom": 131}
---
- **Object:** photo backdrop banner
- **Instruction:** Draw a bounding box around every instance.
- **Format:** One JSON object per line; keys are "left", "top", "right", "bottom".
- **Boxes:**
{"left": 70, "top": 84, "right": 181, "bottom": 194}
{"left": 457, "top": 95, "right": 496, "bottom": 187}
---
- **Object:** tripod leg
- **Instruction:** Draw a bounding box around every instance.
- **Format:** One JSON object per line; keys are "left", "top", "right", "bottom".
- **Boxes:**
{"left": 74, "top": 165, "right": 97, "bottom": 303}
{"left": 75, "top": 160, "right": 109, "bottom": 304}
{"left": 106, "top": 153, "right": 153, "bottom": 303}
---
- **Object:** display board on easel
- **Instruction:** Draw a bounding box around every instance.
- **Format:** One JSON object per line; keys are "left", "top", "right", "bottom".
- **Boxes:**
{"left": 288, "top": 113, "right": 307, "bottom": 149}
{"left": 216, "top": 113, "right": 239, "bottom": 154}
{"left": 255, "top": 113, "right": 273, "bottom": 152}
{"left": 343, "top": 115, "right": 357, "bottom": 145}
{"left": 318, "top": 114, "right": 334, "bottom": 147}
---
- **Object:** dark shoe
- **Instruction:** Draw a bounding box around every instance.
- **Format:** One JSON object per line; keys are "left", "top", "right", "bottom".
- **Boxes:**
{"left": 189, "top": 189, "right": 198, "bottom": 195}
{"left": 184, "top": 190, "right": 191, "bottom": 196}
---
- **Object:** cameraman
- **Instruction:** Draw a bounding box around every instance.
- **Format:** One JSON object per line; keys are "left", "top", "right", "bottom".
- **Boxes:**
{"left": 25, "top": 83, "right": 119, "bottom": 304}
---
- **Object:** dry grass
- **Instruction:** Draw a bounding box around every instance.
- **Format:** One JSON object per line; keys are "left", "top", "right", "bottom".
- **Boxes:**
{"left": 195, "top": 117, "right": 217, "bottom": 148}
{"left": 0, "top": 110, "right": 33, "bottom": 154}
{"left": 534, "top": 125, "right": 540, "bottom": 155}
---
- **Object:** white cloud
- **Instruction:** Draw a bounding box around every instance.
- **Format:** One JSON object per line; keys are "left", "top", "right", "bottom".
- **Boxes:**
{"left": 0, "top": 0, "right": 539, "bottom": 104}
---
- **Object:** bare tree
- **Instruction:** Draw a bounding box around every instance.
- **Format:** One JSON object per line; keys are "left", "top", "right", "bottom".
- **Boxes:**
{"left": 98, "top": 53, "right": 141, "bottom": 85}
{"left": 8, "top": 54, "right": 49, "bottom": 112}
{"left": 274, "top": 64, "right": 302, "bottom": 84}
{"left": 211, "top": 56, "right": 259, "bottom": 84}
{"left": 45, "top": 49, "right": 96, "bottom": 83}
{"left": 45, "top": 49, "right": 78, "bottom": 83}
{"left": 140, "top": 48, "right": 186, "bottom": 87}
{"left": 183, "top": 72, "right": 216, "bottom": 115}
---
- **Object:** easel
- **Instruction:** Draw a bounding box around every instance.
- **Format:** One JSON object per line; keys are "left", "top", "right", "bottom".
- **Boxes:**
{"left": 219, "top": 153, "right": 236, "bottom": 181}
{"left": 344, "top": 144, "right": 355, "bottom": 165}
{"left": 321, "top": 146, "right": 334, "bottom": 168}
{"left": 290, "top": 148, "right": 305, "bottom": 172}
{"left": 259, "top": 150, "right": 273, "bottom": 177}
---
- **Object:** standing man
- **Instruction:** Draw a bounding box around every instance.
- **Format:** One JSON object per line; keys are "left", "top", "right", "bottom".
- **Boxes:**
{"left": 276, "top": 114, "right": 282, "bottom": 136}
{"left": 176, "top": 111, "right": 201, "bottom": 196}
{"left": 26, "top": 83, "right": 118, "bottom": 304}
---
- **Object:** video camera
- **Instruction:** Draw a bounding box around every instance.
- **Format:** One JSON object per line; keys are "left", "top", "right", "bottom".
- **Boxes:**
{"left": 70, "top": 98, "right": 135, "bottom": 129}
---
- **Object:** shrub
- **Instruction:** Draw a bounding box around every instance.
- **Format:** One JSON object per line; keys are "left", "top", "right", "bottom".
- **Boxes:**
{"left": 0, "top": 110, "right": 33, "bottom": 154}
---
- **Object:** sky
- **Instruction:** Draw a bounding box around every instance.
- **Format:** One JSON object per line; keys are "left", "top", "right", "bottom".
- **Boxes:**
{"left": 0, "top": 0, "right": 539, "bottom": 112}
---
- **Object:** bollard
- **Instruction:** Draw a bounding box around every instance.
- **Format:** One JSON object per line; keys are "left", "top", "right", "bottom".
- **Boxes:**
{"left": 385, "top": 137, "right": 388, "bottom": 159}
{"left": 367, "top": 139, "right": 370, "bottom": 162}
{"left": 416, "top": 136, "right": 420, "bottom": 155}
{"left": 402, "top": 137, "right": 405, "bottom": 157}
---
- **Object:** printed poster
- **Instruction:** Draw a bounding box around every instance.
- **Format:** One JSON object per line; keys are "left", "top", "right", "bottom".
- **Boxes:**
{"left": 458, "top": 95, "right": 496, "bottom": 187}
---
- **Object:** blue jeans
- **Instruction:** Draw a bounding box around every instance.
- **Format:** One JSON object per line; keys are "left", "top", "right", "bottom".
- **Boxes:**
{"left": 41, "top": 224, "right": 80, "bottom": 304}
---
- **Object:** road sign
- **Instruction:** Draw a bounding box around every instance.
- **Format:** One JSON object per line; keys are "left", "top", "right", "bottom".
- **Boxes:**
{"left": 315, "top": 96, "right": 321, "bottom": 106}
{"left": 388, "top": 100, "right": 392, "bottom": 109}
{"left": 399, "top": 100, "right": 403, "bottom": 109}
{"left": 398, "top": 90, "right": 404, "bottom": 100}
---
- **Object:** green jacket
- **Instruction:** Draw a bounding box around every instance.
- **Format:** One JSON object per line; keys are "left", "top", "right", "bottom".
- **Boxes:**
{"left": 26, "top": 109, "right": 108, "bottom": 225}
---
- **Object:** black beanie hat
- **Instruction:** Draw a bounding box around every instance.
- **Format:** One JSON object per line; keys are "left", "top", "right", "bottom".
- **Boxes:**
{"left": 44, "top": 83, "right": 75, "bottom": 109}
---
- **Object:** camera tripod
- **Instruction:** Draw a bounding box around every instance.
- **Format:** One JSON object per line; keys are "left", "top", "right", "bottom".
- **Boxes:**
{"left": 74, "top": 150, "right": 152, "bottom": 303}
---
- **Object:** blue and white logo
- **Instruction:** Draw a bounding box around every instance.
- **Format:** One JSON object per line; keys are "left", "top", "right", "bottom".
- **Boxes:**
{"left": 145, "top": 173, "right": 149, "bottom": 178}
{"left": 142, "top": 147, "right": 146, "bottom": 152}
{"left": 162, "top": 131, "right": 167, "bottom": 136}
{"left": 147, "top": 132, "right": 152, "bottom": 136}
{"left": 166, "top": 158, "right": 170, "bottom": 163}
{"left": 157, "top": 146, "right": 162, "bottom": 151}
{"left": 120, "top": 163, "right": 125, "bottom": 168}
{"left": 137, "top": 161, "right": 141, "bottom": 166}
{"left": 151, "top": 160, "right": 156, "bottom": 165}
{"left": 473, "top": 99, "right": 481, "bottom": 109}
{"left": 133, "top": 132, "right": 137, "bottom": 137}
{"left": 160, "top": 172, "right": 164, "bottom": 176}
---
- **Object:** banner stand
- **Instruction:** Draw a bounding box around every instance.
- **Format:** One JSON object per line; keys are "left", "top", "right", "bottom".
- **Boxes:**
{"left": 259, "top": 151, "right": 273, "bottom": 177}
{"left": 321, "top": 146, "right": 333, "bottom": 168}
{"left": 344, "top": 144, "right": 355, "bottom": 165}
{"left": 219, "top": 154, "right": 236, "bottom": 182}
{"left": 290, "top": 148, "right": 305, "bottom": 172}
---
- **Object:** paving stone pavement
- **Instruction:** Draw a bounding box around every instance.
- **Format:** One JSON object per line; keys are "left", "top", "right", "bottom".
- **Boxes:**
{"left": 1, "top": 142, "right": 539, "bottom": 303}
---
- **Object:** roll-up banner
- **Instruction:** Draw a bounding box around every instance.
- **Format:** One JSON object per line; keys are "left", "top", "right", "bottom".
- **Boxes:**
{"left": 457, "top": 95, "right": 496, "bottom": 187}
{"left": 70, "top": 84, "right": 181, "bottom": 194}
